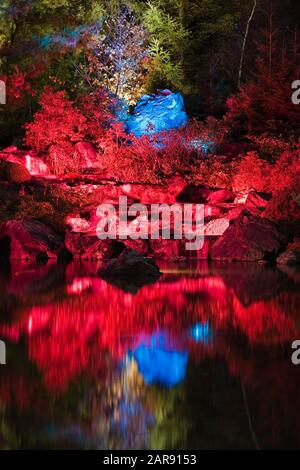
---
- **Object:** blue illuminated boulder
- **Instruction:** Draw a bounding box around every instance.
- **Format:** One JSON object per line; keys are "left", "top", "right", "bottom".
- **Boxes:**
{"left": 126, "top": 89, "right": 188, "bottom": 137}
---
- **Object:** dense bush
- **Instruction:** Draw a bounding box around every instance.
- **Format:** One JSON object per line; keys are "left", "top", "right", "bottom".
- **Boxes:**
{"left": 24, "top": 89, "right": 88, "bottom": 149}
{"left": 225, "top": 78, "right": 300, "bottom": 137}
{"left": 24, "top": 87, "right": 117, "bottom": 173}
{"left": 232, "top": 152, "right": 271, "bottom": 193}
{"left": 23, "top": 87, "right": 228, "bottom": 181}
{"left": 22, "top": 85, "right": 300, "bottom": 198}
{"left": 264, "top": 179, "right": 300, "bottom": 224}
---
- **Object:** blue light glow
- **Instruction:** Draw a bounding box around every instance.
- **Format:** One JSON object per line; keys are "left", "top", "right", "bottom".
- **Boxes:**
{"left": 133, "top": 332, "right": 188, "bottom": 388}
{"left": 190, "top": 322, "right": 212, "bottom": 343}
{"left": 126, "top": 90, "right": 188, "bottom": 137}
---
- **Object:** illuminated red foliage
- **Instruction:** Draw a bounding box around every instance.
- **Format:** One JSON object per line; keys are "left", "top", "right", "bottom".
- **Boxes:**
{"left": 0, "top": 67, "right": 37, "bottom": 104}
{"left": 24, "top": 88, "right": 88, "bottom": 168}
{"left": 226, "top": 16, "right": 300, "bottom": 135}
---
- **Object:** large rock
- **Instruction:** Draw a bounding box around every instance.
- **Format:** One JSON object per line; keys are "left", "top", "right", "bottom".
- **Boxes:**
{"left": 177, "top": 184, "right": 233, "bottom": 205}
{"left": 65, "top": 232, "right": 123, "bottom": 260}
{"left": 245, "top": 190, "right": 271, "bottom": 209}
{"left": 0, "top": 148, "right": 49, "bottom": 176}
{"left": 204, "top": 218, "right": 230, "bottom": 236}
{"left": 1, "top": 146, "right": 18, "bottom": 154}
{"left": 0, "top": 220, "right": 66, "bottom": 261}
{"left": 277, "top": 239, "right": 300, "bottom": 266}
{"left": 0, "top": 160, "right": 31, "bottom": 183}
{"left": 210, "top": 210, "right": 287, "bottom": 262}
{"left": 121, "top": 176, "right": 187, "bottom": 204}
{"left": 98, "top": 248, "right": 161, "bottom": 293}
{"left": 207, "top": 189, "right": 234, "bottom": 205}
{"left": 126, "top": 89, "right": 188, "bottom": 137}
{"left": 176, "top": 183, "right": 211, "bottom": 203}
{"left": 74, "top": 142, "right": 100, "bottom": 169}
{"left": 123, "top": 239, "right": 150, "bottom": 257}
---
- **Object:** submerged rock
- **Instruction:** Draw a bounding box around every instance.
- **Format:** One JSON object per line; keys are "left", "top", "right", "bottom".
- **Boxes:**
{"left": 98, "top": 248, "right": 161, "bottom": 293}
{"left": 126, "top": 90, "right": 188, "bottom": 137}
{"left": 210, "top": 210, "right": 287, "bottom": 262}
{"left": 0, "top": 220, "right": 67, "bottom": 261}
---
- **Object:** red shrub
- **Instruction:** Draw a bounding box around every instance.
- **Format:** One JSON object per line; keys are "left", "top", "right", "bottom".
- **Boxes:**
{"left": 268, "top": 149, "right": 300, "bottom": 191}
{"left": 264, "top": 178, "right": 300, "bottom": 223}
{"left": 232, "top": 151, "right": 271, "bottom": 193}
{"left": 0, "top": 66, "right": 40, "bottom": 104}
{"left": 24, "top": 87, "right": 88, "bottom": 154}
{"left": 79, "top": 89, "right": 115, "bottom": 142}
{"left": 225, "top": 76, "right": 300, "bottom": 135}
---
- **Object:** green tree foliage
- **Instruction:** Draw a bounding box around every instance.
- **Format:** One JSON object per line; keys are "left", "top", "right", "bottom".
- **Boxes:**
{"left": 0, "top": 0, "right": 300, "bottom": 146}
{"left": 143, "top": 0, "right": 190, "bottom": 92}
{"left": 0, "top": 0, "right": 104, "bottom": 143}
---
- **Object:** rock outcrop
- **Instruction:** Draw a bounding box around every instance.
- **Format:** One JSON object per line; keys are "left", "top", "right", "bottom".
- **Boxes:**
{"left": 245, "top": 190, "right": 271, "bottom": 209}
{"left": 177, "top": 184, "right": 233, "bottom": 204}
{"left": 65, "top": 231, "right": 123, "bottom": 260}
{"left": 0, "top": 160, "right": 31, "bottom": 183}
{"left": 74, "top": 142, "right": 101, "bottom": 170}
{"left": 0, "top": 220, "right": 67, "bottom": 261}
{"left": 210, "top": 210, "right": 287, "bottom": 262}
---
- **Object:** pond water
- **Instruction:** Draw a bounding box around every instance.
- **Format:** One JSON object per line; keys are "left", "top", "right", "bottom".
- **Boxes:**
{"left": 0, "top": 260, "right": 299, "bottom": 450}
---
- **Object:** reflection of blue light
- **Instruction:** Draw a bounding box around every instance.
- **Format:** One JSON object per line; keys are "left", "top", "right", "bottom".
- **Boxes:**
{"left": 133, "top": 333, "right": 188, "bottom": 388}
{"left": 190, "top": 322, "right": 211, "bottom": 343}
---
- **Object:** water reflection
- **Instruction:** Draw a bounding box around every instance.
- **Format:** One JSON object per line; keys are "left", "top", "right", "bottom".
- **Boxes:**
{"left": 0, "top": 261, "right": 299, "bottom": 449}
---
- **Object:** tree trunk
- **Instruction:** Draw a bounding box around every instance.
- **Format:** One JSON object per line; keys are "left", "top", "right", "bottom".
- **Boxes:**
{"left": 237, "top": 0, "right": 257, "bottom": 88}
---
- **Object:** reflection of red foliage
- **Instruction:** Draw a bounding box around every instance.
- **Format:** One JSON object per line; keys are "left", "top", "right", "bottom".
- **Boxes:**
{"left": 0, "top": 267, "right": 299, "bottom": 393}
{"left": 231, "top": 297, "right": 296, "bottom": 345}
{"left": 0, "top": 376, "right": 38, "bottom": 409}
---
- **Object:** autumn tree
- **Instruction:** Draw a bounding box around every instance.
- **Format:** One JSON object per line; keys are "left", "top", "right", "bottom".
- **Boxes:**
{"left": 142, "top": 0, "right": 190, "bottom": 93}
{"left": 226, "top": 7, "right": 300, "bottom": 134}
